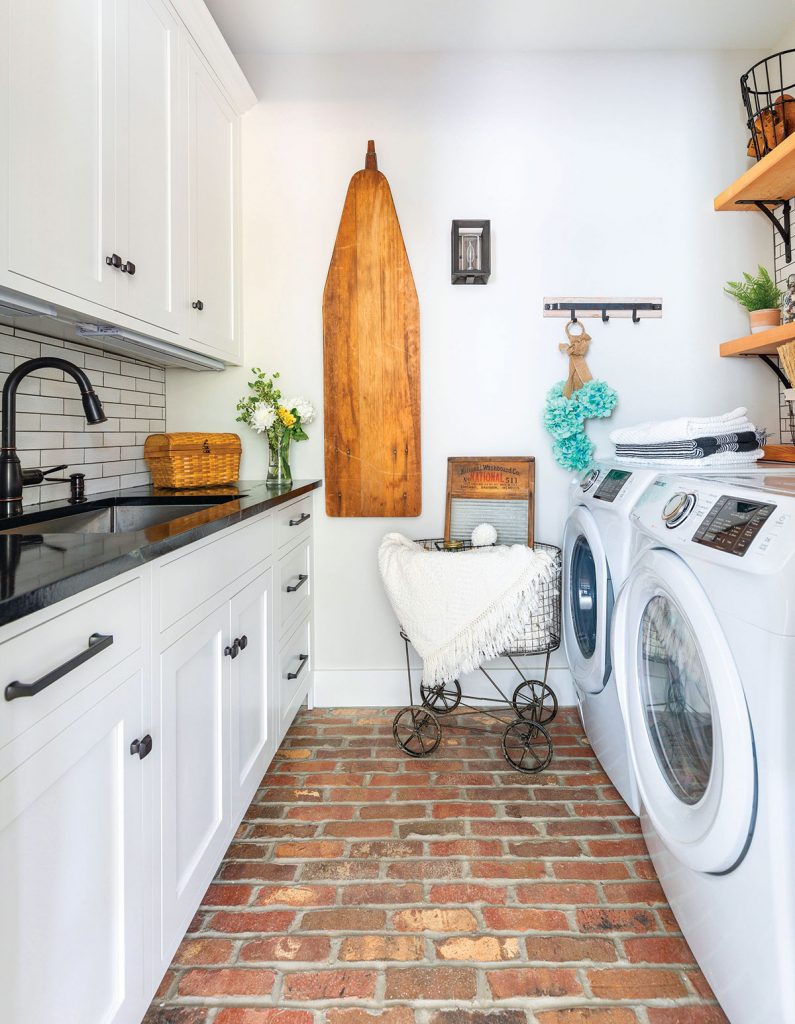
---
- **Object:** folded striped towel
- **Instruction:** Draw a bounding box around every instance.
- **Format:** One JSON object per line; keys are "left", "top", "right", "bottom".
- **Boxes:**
{"left": 614, "top": 449, "right": 765, "bottom": 468}
{"left": 615, "top": 431, "right": 762, "bottom": 460}
{"left": 610, "top": 408, "right": 754, "bottom": 445}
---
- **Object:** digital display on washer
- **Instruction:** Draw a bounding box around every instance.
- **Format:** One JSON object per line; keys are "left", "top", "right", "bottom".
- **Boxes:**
{"left": 593, "top": 469, "right": 632, "bottom": 503}
{"left": 692, "top": 495, "right": 776, "bottom": 556}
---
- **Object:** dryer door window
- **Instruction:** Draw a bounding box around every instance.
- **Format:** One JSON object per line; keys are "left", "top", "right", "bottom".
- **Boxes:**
{"left": 638, "top": 595, "right": 713, "bottom": 805}
{"left": 571, "top": 535, "right": 598, "bottom": 659}
{"left": 563, "top": 506, "right": 611, "bottom": 696}
{"left": 613, "top": 548, "right": 756, "bottom": 874}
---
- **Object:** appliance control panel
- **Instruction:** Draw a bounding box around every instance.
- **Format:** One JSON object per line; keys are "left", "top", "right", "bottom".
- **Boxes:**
{"left": 631, "top": 475, "right": 795, "bottom": 568}
{"left": 593, "top": 468, "right": 633, "bottom": 503}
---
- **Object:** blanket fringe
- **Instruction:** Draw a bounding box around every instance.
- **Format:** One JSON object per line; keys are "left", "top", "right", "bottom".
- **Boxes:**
{"left": 422, "top": 552, "right": 556, "bottom": 686}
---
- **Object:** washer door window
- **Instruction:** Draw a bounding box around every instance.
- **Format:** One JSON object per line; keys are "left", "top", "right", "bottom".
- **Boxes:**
{"left": 563, "top": 507, "right": 612, "bottom": 695}
{"left": 639, "top": 595, "right": 713, "bottom": 806}
{"left": 614, "top": 548, "right": 755, "bottom": 873}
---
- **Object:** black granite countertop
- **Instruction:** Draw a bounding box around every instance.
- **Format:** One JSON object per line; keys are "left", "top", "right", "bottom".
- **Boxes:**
{"left": 0, "top": 479, "right": 322, "bottom": 628}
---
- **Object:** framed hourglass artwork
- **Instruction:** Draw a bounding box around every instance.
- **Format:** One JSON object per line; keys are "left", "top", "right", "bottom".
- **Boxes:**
{"left": 451, "top": 220, "right": 491, "bottom": 284}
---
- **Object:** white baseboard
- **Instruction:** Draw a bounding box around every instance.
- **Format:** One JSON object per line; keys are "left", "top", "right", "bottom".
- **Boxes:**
{"left": 313, "top": 665, "right": 576, "bottom": 708}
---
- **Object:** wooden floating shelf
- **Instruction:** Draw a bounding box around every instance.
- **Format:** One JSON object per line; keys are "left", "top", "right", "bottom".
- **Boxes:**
{"left": 714, "top": 134, "right": 795, "bottom": 211}
{"left": 720, "top": 323, "right": 795, "bottom": 357}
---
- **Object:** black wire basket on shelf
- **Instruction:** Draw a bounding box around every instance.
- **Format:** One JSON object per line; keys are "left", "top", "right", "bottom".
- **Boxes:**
{"left": 741, "top": 50, "right": 795, "bottom": 161}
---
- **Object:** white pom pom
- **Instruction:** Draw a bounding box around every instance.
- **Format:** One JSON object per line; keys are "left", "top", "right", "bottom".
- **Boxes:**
{"left": 471, "top": 522, "right": 498, "bottom": 547}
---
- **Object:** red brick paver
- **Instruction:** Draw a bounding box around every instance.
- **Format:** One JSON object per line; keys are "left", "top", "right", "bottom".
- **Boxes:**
{"left": 144, "top": 707, "right": 727, "bottom": 1024}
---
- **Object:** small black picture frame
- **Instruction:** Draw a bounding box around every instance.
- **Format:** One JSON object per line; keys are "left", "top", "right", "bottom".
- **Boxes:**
{"left": 451, "top": 220, "right": 491, "bottom": 285}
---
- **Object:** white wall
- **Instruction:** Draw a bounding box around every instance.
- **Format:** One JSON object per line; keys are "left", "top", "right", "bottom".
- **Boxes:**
{"left": 167, "top": 49, "right": 776, "bottom": 705}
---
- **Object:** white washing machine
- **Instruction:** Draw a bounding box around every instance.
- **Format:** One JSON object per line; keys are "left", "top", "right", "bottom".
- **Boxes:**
{"left": 563, "top": 462, "right": 657, "bottom": 815}
{"left": 613, "top": 472, "right": 795, "bottom": 1024}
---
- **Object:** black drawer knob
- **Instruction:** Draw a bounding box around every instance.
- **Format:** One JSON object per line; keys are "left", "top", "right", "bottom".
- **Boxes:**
{"left": 192, "top": 299, "right": 204, "bottom": 311}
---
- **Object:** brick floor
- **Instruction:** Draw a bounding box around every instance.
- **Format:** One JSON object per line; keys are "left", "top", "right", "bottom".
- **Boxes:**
{"left": 144, "top": 707, "right": 728, "bottom": 1024}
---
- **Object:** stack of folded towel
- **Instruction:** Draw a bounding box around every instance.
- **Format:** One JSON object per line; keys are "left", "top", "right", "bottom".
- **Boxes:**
{"left": 610, "top": 407, "right": 766, "bottom": 467}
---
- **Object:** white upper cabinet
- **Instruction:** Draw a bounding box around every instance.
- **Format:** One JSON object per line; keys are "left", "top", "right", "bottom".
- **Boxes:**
{"left": 115, "top": 0, "right": 184, "bottom": 333}
{"left": 188, "top": 45, "right": 240, "bottom": 359}
{"left": 2, "top": 0, "right": 116, "bottom": 307}
{"left": 0, "top": 0, "right": 253, "bottom": 363}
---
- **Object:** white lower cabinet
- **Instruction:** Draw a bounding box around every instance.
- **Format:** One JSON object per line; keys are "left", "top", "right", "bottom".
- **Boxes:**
{"left": 158, "top": 602, "right": 230, "bottom": 961}
{"left": 0, "top": 494, "right": 315, "bottom": 1023}
{"left": 0, "top": 663, "right": 146, "bottom": 1024}
{"left": 230, "top": 568, "right": 275, "bottom": 822}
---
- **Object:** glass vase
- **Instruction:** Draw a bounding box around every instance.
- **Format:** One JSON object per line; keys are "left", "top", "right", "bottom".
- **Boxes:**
{"left": 267, "top": 429, "right": 292, "bottom": 488}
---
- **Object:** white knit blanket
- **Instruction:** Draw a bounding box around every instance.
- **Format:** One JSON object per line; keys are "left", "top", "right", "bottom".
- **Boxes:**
{"left": 610, "top": 408, "right": 754, "bottom": 445}
{"left": 378, "top": 533, "right": 556, "bottom": 686}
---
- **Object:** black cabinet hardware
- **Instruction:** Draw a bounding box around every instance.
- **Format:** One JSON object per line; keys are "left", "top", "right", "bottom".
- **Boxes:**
{"left": 4, "top": 633, "right": 114, "bottom": 702}
{"left": 121, "top": 260, "right": 136, "bottom": 276}
{"left": 192, "top": 299, "right": 204, "bottom": 311}
{"left": 224, "top": 640, "right": 240, "bottom": 659}
{"left": 130, "top": 734, "right": 153, "bottom": 759}
{"left": 289, "top": 512, "right": 311, "bottom": 527}
{"left": 287, "top": 653, "right": 309, "bottom": 680}
{"left": 105, "top": 253, "right": 122, "bottom": 269}
{"left": 238, "top": 634, "right": 248, "bottom": 651}
{"left": 286, "top": 574, "right": 309, "bottom": 593}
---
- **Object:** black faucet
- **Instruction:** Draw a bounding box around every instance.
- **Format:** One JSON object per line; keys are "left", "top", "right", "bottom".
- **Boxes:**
{"left": 1, "top": 357, "right": 106, "bottom": 518}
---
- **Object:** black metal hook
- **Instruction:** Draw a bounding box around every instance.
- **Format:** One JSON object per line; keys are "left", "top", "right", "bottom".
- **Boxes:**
{"left": 632, "top": 308, "right": 640, "bottom": 323}
{"left": 601, "top": 309, "right": 609, "bottom": 323}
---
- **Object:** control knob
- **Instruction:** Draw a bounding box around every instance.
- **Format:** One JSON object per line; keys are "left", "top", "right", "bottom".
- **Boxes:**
{"left": 662, "top": 491, "right": 696, "bottom": 529}
{"left": 580, "top": 468, "right": 600, "bottom": 492}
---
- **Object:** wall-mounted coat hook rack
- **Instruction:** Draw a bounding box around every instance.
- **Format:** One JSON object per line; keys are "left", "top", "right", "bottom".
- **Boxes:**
{"left": 544, "top": 297, "right": 663, "bottom": 323}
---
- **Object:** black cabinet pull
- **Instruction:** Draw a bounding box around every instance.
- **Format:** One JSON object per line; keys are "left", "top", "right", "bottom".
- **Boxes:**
{"left": 5, "top": 633, "right": 114, "bottom": 702}
{"left": 289, "top": 512, "right": 311, "bottom": 527}
{"left": 224, "top": 640, "right": 240, "bottom": 659}
{"left": 286, "top": 574, "right": 309, "bottom": 594}
{"left": 237, "top": 634, "right": 248, "bottom": 651}
{"left": 121, "top": 260, "right": 136, "bottom": 276}
{"left": 287, "top": 653, "right": 309, "bottom": 680}
{"left": 105, "top": 253, "right": 122, "bottom": 269}
{"left": 130, "top": 734, "right": 153, "bottom": 760}
{"left": 192, "top": 299, "right": 204, "bottom": 311}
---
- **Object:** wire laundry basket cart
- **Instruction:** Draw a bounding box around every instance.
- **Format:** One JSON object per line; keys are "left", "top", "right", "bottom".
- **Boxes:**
{"left": 392, "top": 540, "right": 562, "bottom": 773}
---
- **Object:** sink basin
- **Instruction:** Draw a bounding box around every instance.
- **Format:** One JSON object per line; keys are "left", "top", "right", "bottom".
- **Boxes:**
{"left": 0, "top": 497, "right": 242, "bottom": 536}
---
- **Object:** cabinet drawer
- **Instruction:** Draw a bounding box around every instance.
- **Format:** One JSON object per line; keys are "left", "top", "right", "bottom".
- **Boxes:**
{"left": 278, "top": 616, "right": 311, "bottom": 740}
{"left": 159, "top": 514, "right": 273, "bottom": 632}
{"left": 0, "top": 577, "right": 142, "bottom": 751}
{"left": 275, "top": 496, "right": 313, "bottom": 551}
{"left": 279, "top": 540, "right": 311, "bottom": 634}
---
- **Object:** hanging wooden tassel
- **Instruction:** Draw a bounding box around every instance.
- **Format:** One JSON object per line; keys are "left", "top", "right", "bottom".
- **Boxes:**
{"left": 559, "top": 320, "right": 593, "bottom": 398}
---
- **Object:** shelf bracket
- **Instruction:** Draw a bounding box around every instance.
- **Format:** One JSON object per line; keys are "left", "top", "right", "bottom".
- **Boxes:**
{"left": 759, "top": 353, "right": 791, "bottom": 389}
{"left": 745, "top": 199, "right": 792, "bottom": 262}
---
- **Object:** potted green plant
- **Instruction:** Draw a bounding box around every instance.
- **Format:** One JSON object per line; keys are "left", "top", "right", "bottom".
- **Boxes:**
{"left": 724, "top": 265, "right": 783, "bottom": 333}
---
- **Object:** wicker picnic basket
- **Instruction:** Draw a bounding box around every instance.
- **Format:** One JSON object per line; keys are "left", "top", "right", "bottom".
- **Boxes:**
{"left": 144, "top": 432, "right": 242, "bottom": 489}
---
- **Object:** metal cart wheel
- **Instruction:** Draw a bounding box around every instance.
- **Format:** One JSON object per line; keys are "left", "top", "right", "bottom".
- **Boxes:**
{"left": 512, "top": 680, "right": 558, "bottom": 724}
{"left": 393, "top": 706, "right": 442, "bottom": 758}
{"left": 420, "top": 679, "right": 462, "bottom": 715}
{"left": 502, "top": 719, "right": 554, "bottom": 773}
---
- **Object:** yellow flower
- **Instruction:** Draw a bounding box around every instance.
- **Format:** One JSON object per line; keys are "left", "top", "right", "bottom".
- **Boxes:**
{"left": 278, "top": 406, "right": 296, "bottom": 427}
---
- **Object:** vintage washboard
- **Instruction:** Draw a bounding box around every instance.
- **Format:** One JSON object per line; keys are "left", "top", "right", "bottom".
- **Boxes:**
{"left": 444, "top": 457, "right": 535, "bottom": 547}
{"left": 322, "top": 141, "right": 421, "bottom": 517}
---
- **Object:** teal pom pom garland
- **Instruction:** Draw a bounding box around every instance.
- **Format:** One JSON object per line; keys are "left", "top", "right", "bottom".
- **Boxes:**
{"left": 544, "top": 321, "right": 617, "bottom": 471}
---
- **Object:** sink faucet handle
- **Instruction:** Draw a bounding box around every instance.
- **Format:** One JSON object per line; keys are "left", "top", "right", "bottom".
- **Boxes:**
{"left": 20, "top": 464, "right": 69, "bottom": 487}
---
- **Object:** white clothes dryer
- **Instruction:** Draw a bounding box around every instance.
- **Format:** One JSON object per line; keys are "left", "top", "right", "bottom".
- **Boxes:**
{"left": 613, "top": 473, "right": 795, "bottom": 1024}
{"left": 563, "top": 462, "right": 658, "bottom": 815}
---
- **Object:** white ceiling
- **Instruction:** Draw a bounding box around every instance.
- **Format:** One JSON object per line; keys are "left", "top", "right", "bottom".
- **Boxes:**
{"left": 205, "top": 0, "right": 793, "bottom": 55}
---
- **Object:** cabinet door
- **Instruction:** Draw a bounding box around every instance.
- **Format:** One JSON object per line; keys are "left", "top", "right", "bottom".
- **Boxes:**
{"left": 2, "top": 0, "right": 116, "bottom": 306}
{"left": 159, "top": 604, "right": 230, "bottom": 963}
{"left": 115, "top": 0, "right": 183, "bottom": 332}
{"left": 0, "top": 668, "right": 144, "bottom": 1024}
{"left": 187, "top": 46, "right": 239, "bottom": 358}
{"left": 230, "top": 568, "right": 275, "bottom": 821}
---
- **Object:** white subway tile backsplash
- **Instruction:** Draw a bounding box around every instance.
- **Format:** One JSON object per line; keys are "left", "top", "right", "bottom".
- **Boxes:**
{"left": 0, "top": 326, "right": 168, "bottom": 507}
